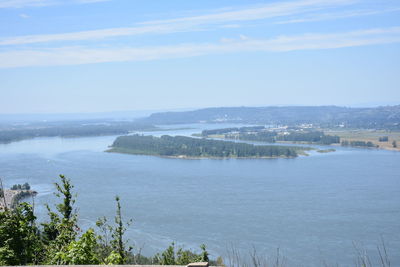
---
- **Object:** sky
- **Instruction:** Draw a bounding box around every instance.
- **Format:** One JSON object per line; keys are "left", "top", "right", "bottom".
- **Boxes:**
{"left": 0, "top": 0, "right": 400, "bottom": 114}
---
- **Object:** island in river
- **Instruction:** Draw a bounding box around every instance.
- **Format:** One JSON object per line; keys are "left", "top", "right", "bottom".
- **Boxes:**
{"left": 107, "top": 134, "right": 311, "bottom": 159}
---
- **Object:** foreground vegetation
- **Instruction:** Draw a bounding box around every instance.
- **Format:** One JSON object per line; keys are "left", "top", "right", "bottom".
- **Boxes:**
{"left": 108, "top": 135, "right": 309, "bottom": 158}
{"left": 0, "top": 175, "right": 210, "bottom": 265}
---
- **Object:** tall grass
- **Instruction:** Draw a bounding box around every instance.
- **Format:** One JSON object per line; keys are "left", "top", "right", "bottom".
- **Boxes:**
{"left": 220, "top": 238, "right": 391, "bottom": 267}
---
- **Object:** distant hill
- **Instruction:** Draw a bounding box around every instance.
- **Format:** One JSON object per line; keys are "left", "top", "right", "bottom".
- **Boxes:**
{"left": 141, "top": 105, "right": 400, "bottom": 129}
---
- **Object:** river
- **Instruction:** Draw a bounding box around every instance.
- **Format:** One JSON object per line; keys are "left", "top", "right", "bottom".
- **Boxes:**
{"left": 0, "top": 123, "right": 399, "bottom": 266}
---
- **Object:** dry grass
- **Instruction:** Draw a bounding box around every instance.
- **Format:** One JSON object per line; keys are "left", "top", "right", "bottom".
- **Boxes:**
{"left": 220, "top": 238, "right": 392, "bottom": 267}
{"left": 324, "top": 129, "right": 400, "bottom": 151}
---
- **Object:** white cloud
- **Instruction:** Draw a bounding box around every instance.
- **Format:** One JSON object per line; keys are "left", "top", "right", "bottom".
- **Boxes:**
{"left": 239, "top": 34, "right": 249, "bottom": 41}
{"left": 1, "top": 26, "right": 399, "bottom": 68}
{"left": 19, "top": 13, "right": 30, "bottom": 18}
{"left": 0, "top": 0, "right": 358, "bottom": 45}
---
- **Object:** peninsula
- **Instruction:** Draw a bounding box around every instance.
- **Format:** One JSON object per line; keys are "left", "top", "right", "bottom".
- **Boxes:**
{"left": 107, "top": 134, "right": 310, "bottom": 159}
{"left": 0, "top": 189, "right": 37, "bottom": 211}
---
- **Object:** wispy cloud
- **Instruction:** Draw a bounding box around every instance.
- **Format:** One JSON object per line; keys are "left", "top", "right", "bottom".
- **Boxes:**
{"left": 0, "top": 0, "right": 358, "bottom": 45}
{"left": 1, "top": 27, "right": 399, "bottom": 68}
{"left": 0, "top": 0, "right": 110, "bottom": 8}
{"left": 0, "top": 24, "right": 198, "bottom": 45}
{"left": 0, "top": 0, "right": 48, "bottom": 8}
{"left": 19, "top": 13, "right": 30, "bottom": 18}
{"left": 276, "top": 6, "right": 400, "bottom": 24}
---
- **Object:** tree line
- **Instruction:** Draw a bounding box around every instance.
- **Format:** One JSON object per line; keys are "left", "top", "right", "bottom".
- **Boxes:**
{"left": 275, "top": 131, "right": 340, "bottom": 145}
{"left": 10, "top": 183, "right": 31, "bottom": 190}
{"left": 0, "top": 122, "right": 156, "bottom": 144}
{"left": 341, "top": 140, "right": 377, "bottom": 148}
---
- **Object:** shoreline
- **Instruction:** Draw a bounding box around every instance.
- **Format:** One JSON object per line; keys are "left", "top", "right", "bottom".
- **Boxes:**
{"left": 0, "top": 189, "right": 37, "bottom": 211}
{"left": 106, "top": 148, "right": 299, "bottom": 159}
{"left": 204, "top": 135, "right": 400, "bottom": 152}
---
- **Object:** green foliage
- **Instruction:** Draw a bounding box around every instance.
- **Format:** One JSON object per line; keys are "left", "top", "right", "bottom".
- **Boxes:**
{"left": 154, "top": 242, "right": 210, "bottom": 265}
{"left": 341, "top": 140, "right": 377, "bottom": 148}
{"left": 110, "top": 196, "right": 132, "bottom": 263}
{"left": 158, "top": 243, "right": 176, "bottom": 265}
{"left": 105, "top": 250, "right": 124, "bottom": 265}
{"left": 275, "top": 130, "right": 340, "bottom": 144}
{"left": 94, "top": 197, "right": 133, "bottom": 264}
{"left": 55, "top": 175, "right": 75, "bottom": 221}
{"left": 42, "top": 175, "right": 79, "bottom": 264}
{"left": 10, "top": 183, "right": 30, "bottom": 190}
{"left": 95, "top": 216, "right": 113, "bottom": 262}
{"left": 199, "top": 244, "right": 209, "bottom": 262}
{"left": 51, "top": 229, "right": 100, "bottom": 265}
{"left": 0, "top": 203, "right": 43, "bottom": 265}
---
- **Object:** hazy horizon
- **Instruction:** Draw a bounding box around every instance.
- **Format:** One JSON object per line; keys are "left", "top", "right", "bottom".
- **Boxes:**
{"left": 1, "top": 102, "right": 399, "bottom": 124}
{"left": 1, "top": 101, "right": 399, "bottom": 115}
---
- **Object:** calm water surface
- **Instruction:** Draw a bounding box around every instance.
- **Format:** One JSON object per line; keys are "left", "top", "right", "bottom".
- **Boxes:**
{"left": 0, "top": 123, "right": 399, "bottom": 266}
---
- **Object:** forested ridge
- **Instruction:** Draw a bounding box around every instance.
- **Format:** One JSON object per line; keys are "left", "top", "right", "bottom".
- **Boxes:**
{"left": 143, "top": 105, "right": 400, "bottom": 129}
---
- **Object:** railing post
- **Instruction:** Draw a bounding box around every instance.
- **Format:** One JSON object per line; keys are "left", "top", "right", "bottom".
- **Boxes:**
{"left": 187, "top": 262, "right": 209, "bottom": 267}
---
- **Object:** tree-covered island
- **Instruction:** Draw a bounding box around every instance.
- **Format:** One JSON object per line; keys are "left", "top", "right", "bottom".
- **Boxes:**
{"left": 107, "top": 134, "right": 310, "bottom": 158}
{"left": 199, "top": 126, "right": 341, "bottom": 145}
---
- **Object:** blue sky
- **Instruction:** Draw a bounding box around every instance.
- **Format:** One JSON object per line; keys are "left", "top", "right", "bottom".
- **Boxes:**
{"left": 0, "top": 0, "right": 399, "bottom": 114}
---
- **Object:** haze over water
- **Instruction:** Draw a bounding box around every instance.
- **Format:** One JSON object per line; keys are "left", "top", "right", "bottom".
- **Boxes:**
{"left": 0, "top": 123, "right": 399, "bottom": 266}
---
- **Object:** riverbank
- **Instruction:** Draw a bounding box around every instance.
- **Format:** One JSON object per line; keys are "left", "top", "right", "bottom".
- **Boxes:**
{"left": 107, "top": 147, "right": 301, "bottom": 159}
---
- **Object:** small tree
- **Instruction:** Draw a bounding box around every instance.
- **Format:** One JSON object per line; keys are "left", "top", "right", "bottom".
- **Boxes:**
{"left": 97, "top": 196, "right": 133, "bottom": 264}
{"left": 95, "top": 216, "right": 113, "bottom": 262}
{"left": 57, "top": 229, "right": 100, "bottom": 265}
{"left": 154, "top": 243, "right": 210, "bottom": 265}
{"left": 42, "top": 175, "right": 78, "bottom": 264}
{"left": 110, "top": 196, "right": 132, "bottom": 263}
